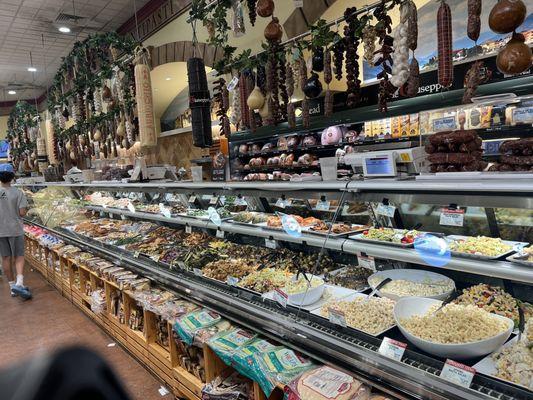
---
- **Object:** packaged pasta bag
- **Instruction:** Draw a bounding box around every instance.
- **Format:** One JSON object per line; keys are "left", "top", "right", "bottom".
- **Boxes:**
{"left": 247, "top": 346, "right": 315, "bottom": 397}
{"left": 202, "top": 370, "right": 253, "bottom": 400}
{"left": 208, "top": 327, "right": 257, "bottom": 366}
{"left": 284, "top": 365, "right": 372, "bottom": 400}
{"left": 231, "top": 338, "right": 277, "bottom": 381}
{"left": 194, "top": 319, "right": 233, "bottom": 346}
{"left": 173, "top": 309, "right": 222, "bottom": 346}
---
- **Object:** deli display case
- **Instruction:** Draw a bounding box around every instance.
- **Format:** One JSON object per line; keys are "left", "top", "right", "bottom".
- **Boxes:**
{"left": 20, "top": 179, "right": 533, "bottom": 400}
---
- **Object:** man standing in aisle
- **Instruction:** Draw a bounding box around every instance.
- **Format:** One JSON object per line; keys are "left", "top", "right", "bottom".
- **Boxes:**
{"left": 0, "top": 163, "right": 31, "bottom": 300}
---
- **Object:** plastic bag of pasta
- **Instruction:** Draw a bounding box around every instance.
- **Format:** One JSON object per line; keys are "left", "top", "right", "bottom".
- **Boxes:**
{"left": 201, "top": 371, "right": 252, "bottom": 400}
{"left": 247, "top": 346, "right": 315, "bottom": 397}
{"left": 173, "top": 309, "right": 222, "bottom": 346}
{"left": 285, "top": 365, "right": 371, "bottom": 400}
{"left": 230, "top": 338, "right": 277, "bottom": 381}
{"left": 208, "top": 327, "right": 257, "bottom": 366}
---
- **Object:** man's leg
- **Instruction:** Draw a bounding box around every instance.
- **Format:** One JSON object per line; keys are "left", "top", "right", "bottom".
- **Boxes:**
{"left": 2, "top": 256, "right": 14, "bottom": 282}
{"left": 15, "top": 256, "right": 25, "bottom": 287}
{"left": 10, "top": 237, "right": 31, "bottom": 300}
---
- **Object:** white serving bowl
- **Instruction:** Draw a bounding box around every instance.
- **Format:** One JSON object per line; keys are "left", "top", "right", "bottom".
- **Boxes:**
{"left": 394, "top": 297, "right": 514, "bottom": 359}
{"left": 287, "top": 278, "right": 325, "bottom": 306}
{"left": 368, "top": 269, "right": 455, "bottom": 301}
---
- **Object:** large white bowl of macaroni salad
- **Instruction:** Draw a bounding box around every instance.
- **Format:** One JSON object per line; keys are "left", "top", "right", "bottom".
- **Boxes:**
{"left": 394, "top": 297, "right": 514, "bottom": 359}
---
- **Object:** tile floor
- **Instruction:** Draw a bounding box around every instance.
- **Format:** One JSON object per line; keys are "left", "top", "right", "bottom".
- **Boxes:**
{"left": 0, "top": 266, "right": 170, "bottom": 400}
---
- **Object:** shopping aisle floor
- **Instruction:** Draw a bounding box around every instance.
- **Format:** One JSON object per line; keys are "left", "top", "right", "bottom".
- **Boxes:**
{"left": 0, "top": 267, "right": 169, "bottom": 400}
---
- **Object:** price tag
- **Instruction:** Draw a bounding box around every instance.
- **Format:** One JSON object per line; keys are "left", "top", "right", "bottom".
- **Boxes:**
{"left": 275, "top": 198, "right": 291, "bottom": 208}
{"left": 120, "top": 214, "right": 127, "bottom": 220}
{"left": 512, "top": 106, "right": 533, "bottom": 124}
{"left": 99, "top": 211, "right": 104, "bottom": 217}
{"left": 378, "top": 337, "right": 407, "bottom": 361}
{"left": 440, "top": 360, "right": 476, "bottom": 388}
{"left": 358, "top": 253, "right": 376, "bottom": 271}
{"left": 177, "top": 261, "right": 186, "bottom": 269}
{"left": 226, "top": 276, "right": 239, "bottom": 286}
{"left": 273, "top": 289, "right": 288, "bottom": 308}
{"left": 315, "top": 200, "right": 330, "bottom": 211}
{"left": 265, "top": 238, "right": 277, "bottom": 249}
{"left": 376, "top": 203, "right": 396, "bottom": 218}
{"left": 159, "top": 203, "right": 172, "bottom": 218}
{"left": 109, "top": 213, "right": 114, "bottom": 219}
{"left": 293, "top": 0, "right": 304, "bottom": 7}
{"left": 193, "top": 268, "right": 203, "bottom": 276}
{"left": 440, "top": 208, "right": 465, "bottom": 227}
{"left": 185, "top": 225, "right": 192, "bottom": 234}
{"left": 432, "top": 116, "right": 457, "bottom": 132}
{"left": 227, "top": 75, "right": 239, "bottom": 92}
{"left": 188, "top": 195, "right": 197, "bottom": 203}
{"left": 102, "top": 204, "right": 108, "bottom": 209}
{"left": 151, "top": 254, "right": 161, "bottom": 263}
{"left": 216, "top": 229, "right": 225, "bottom": 238}
{"left": 209, "top": 196, "right": 219, "bottom": 205}
{"left": 133, "top": 251, "right": 140, "bottom": 258}
{"left": 328, "top": 308, "right": 347, "bottom": 327}
{"left": 234, "top": 197, "right": 247, "bottom": 206}
{"left": 127, "top": 202, "right": 136, "bottom": 213}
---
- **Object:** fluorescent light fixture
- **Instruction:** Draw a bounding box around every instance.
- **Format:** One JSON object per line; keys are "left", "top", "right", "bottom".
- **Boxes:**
{"left": 58, "top": 26, "right": 71, "bottom": 33}
{"left": 27, "top": 67, "right": 37, "bottom": 72}
{"left": 165, "top": 77, "right": 171, "bottom": 81}
{"left": 8, "top": 90, "right": 16, "bottom": 95}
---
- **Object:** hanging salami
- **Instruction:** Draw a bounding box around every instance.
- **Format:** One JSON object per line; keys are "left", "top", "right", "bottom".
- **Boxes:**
{"left": 134, "top": 60, "right": 157, "bottom": 149}
{"left": 437, "top": 1, "right": 453, "bottom": 88}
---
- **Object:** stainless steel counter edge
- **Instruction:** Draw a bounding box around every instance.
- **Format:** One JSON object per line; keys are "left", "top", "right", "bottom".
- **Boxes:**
{"left": 17, "top": 178, "right": 533, "bottom": 194}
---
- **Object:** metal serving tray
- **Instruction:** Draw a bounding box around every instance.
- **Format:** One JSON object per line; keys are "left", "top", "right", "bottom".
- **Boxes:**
{"left": 446, "top": 235, "right": 529, "bottom": 261}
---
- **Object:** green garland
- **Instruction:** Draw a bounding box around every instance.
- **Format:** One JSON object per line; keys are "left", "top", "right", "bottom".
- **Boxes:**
{"left": 6, "top": 101, "right": 39, "bottom": 158}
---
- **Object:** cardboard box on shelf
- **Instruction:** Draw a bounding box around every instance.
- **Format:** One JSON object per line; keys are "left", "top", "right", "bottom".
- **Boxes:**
{"left": 408, "top": 113, "right": 419, "bottom": 136}
{"left": 400, "top": 115, "right": 410, "bottom": 137}
{"left": 391, "top": 116, "right": 401, "bottom": 138}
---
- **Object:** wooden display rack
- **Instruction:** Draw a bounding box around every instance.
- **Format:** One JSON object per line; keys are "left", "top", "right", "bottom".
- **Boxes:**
{"left": 24, "top": 236, "right": 284, "bottom": 400}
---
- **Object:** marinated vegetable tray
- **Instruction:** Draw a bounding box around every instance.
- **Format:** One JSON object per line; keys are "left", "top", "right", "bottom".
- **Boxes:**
{"left": 303, "top": 222, "right": 371, "bottom": 238}
{"left": 445, "top": 235, "right": 528, "bottom": 260}
{"left": 310, "top": 293, "right": 397, "bottom": 337}
{"left": 349, "top": 228, "right": 426, "bottom": 248}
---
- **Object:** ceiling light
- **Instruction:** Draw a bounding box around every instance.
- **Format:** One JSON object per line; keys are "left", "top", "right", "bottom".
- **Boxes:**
{"left": 58, "top": 26, "right": 71, "bottom": 33}
{"left": 8, "top": 90, "right": 16, "bottom": 95}
{"left": 165, "top": 77, "right": 171, "bottom": 81}
{"left": 27, "top": 67, "right": 37, "bottom": 72}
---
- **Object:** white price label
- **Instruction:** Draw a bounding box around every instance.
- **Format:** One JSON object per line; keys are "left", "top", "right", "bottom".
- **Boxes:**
{"left": 99, "top": 211, "right": 104, "bottom": 217}
{"left": 328, "top": 308, "right": 347, "bottom": 327}
{"left": 440, "top": 208, "right": 465, "bottom": 227}
{"left": 216, "top": 229, "right": 225, "bottom": 238}
{"left": 177, "top": 261, "right": 186, "bottom": 269}
{"left": 512, "top": 106, "right": 533, "bottom": 124}
{"left": 209, "top": 196, "right": 218, "bottom": 205}
{"left": 358, "top": 253, "right": 376, "bottom": 271}
{"left": 227, "top": 76, "right": 239, "bottom": 92}
{"left": 273, "top": 289, "right": 288, "bottom": 308}
{"left": 127, "top": 202, "right": 136, "bottom": 213}
{"left": 188, "top": 195, "right": 197, "bottom": 203}
{"left": 432, "top": 116, "right": 457, "bottom": 132}
{"left": 440, "top": 360, "right": 476, "bottom": 388}
{"left": 120, "top": 214, "right": 126, "bottom": 220}
{"left": 102, "top": 204, "right": 108, "bottom": 209}
{"left": 226, "top": 276, "right": 239, "bottom": 286}
{"left": 265, "top": 238, "right": 277, "bottom": 249}
{"left": 185, "top": 225, "right": 192, "bottom": 234}
{"left": 151, "top": 255, "right": 161, "bottom": 263}
{"left": 315, "top": 200, "right": 330, "bottom": 211}
{"left": 234, "top": 197, "right": 247, "bottom": 206}
{"left": 133, "top": 251, "right": 140, "bottom": 258}
{"left": 378, "top": 337, "right": 407, "bottom": 361}
{"left": 275, "top": 198, "right": 291, "bottom": 208}
{"left": 109, "top": 213, "right": 114, "bottom": 219}
{"left": 293, "top": 0, "right": 304, "bottom": 7}
{"left": 193, "top": 268, "right": 203, "bottom": 276}
{"left": 376, "top": 203, "right": 396, "bottom": 218}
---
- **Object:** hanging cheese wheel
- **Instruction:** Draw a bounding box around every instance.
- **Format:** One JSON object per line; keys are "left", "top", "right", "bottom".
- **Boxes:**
{"left": 45, "top": 119, "right": 59, "bottom": 165}
{"left": 134, "top": 62, "right": 157, "bottom": 149}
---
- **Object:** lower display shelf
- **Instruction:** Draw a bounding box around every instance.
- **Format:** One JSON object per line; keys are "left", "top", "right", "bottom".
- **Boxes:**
{"left": 24, "top": 222, "right": 533, "bottom": 400}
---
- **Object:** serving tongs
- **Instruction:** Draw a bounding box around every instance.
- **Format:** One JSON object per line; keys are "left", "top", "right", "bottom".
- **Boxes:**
{"left": 366, "top": 277, "right": 392, "bottom": 301}
{"left": 433, "top": 290, "right": 461, "bottom": 315}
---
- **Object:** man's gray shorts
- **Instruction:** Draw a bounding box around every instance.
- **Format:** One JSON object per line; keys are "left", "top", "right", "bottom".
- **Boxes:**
{"left": 0, "top": 236, "right": 25, "bottom": 257}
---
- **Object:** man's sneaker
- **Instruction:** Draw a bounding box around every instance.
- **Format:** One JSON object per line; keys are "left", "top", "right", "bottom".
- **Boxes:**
{"left": 11, "top": 289, "right": 17, "bottom": 297}
{"left": 11, "top": 285, "right": 32, "bottom": 300}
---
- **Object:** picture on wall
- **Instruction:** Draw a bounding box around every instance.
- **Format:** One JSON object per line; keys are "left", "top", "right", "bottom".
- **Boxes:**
{"left": 0, "top": 140, "right": 9, "bottom": 158}
{"left": 363, "top": 0, "right": 533, "bottom": 82}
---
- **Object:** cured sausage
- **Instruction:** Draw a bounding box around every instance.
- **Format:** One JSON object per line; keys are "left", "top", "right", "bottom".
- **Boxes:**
{"left": 428, "top": 152, "right": 477, "bottom": 164}
{"left": 437, "top": 1, "right": 453, "bottom": 88}
{"left": 499, "top": 137, "right": 533, "bottom": 153}
{"left": 428, "top": 130, "right": 477, "bottom": 145}
{"left": 467, "top": 0, "right": 482, "bottom": 42}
